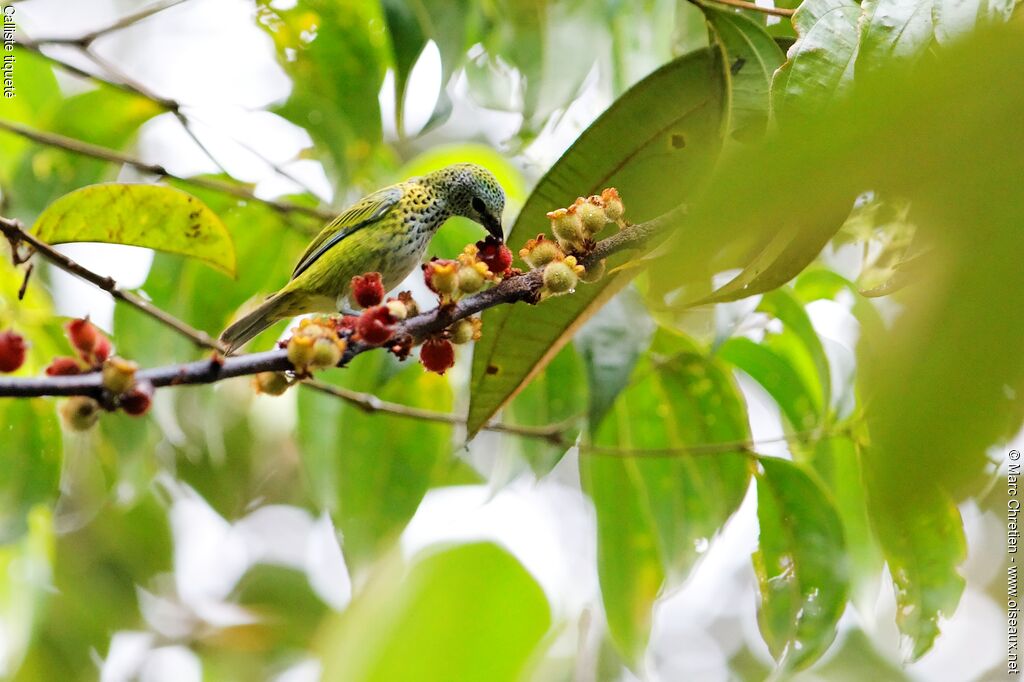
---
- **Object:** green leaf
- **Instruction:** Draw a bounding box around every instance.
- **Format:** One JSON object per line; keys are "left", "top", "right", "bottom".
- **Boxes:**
{"left": 703, "top": 5, "right": 786, "bottom": 142}
{"left": 0, "top": 507, "right": 54, "bottom": 678}
{"left": 256, "top": 0, "right": 391, "bottom": 189}
{"left": 32, "top": 184, "right": 236, "bottom": 276}
{"left": 505, "top": 344, "right": 585, "bottom": 476}
{"left": 868, "top": 484, "right": 966, "bottom": 660}
{"left": 382, "top": 0, "right": 468, "bottom": 135}
{"left": 576, "top": 287, "right": 655, "bottom": 431}
{"left": 583, "top": 340, "right": 751, "bottom": 664}
{"left": 758, "top": 288, "right": 830, "bottom": 415}
{"left": 468, "top": 46, "right": 729, "bottom": 435}
{"left": 855, "top": 0, "right": 935, "bottom": 77}
{"left": 770, "top": 0, "right": 860, "bottom": 122}
{"left": 319, "top": 542, "right": 551, "bottom": 682}
{"left": 0, "top": 400, "right": 62, "bottom": 542}
{"left": 719, "top": 337, "right": 819, "bottom": 432}
{"left": 753, "top": 457, "right": 848, "bottom": 672}
{"left": 297, "top": 354, "right": 454, "bottom": 565}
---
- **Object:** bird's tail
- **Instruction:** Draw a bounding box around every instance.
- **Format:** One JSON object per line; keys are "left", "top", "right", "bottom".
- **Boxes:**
{"left": 220, "top": 290, "right": 301, "bottom": 353}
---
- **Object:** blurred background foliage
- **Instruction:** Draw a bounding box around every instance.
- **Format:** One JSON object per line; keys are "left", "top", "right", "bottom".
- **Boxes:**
{"left": 0, "top": 0, "right": 1022, "bottom": 680}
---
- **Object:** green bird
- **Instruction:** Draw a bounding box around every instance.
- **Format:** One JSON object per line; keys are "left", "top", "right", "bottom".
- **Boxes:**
{"left": 220, "top": 163, "right": 506, "bottom": 352}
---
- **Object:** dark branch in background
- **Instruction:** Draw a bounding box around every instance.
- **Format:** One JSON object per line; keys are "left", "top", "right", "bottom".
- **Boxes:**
{"left": 703, "top": 0, "right": 795, "bottom": 17}
{"left": 27, "top": 0, "right": 191, "bottom": 47}
{"left": 0, "top": 120, "right": 331, "bottom": 224}
{"left": 15, "top": 21, "right": 331, "bottom": 218}
{"left": 0, "top": 207, "right": 685, "bottom": 398}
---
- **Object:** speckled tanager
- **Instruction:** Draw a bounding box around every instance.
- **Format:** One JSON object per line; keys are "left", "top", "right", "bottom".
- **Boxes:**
{"left": 219, "top": 163, "right": 506, "bottom": 352}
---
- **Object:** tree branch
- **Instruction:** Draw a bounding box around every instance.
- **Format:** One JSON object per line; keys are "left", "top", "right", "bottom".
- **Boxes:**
{"left": 1, "top": 216, "right": 224, "bottom": 352}
{"left": 0, "top": 208, "right": 680, "bottom": 399}
{"left": 29, "top": 0, "right": 192, "bottom": 47}
{"left": 704, "top": 0, "right": 795, "bottom": 18}
{"left": 0, "top": 119, "right": 331, "bottom": 224}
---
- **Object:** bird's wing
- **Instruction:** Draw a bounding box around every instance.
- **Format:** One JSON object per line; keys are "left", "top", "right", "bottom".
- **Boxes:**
{"left": 290, "top": 185, "right": 403, "bottom": 280}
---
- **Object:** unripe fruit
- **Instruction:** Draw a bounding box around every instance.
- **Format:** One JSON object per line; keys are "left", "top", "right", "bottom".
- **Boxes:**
{"left": 121, "top": 381, "right": 155, "bottom": 416}
{"left": 0, "top": 330, "right": 27, "bottom": 373}
{"left": 519, "top": 236, "right": 562, "bottom": 269}
{"left": 548, "top": 208, "right": 585, "bottom": 252}
{"left": 287, "top": 334, "right": 316, "bottom": 370}
{"left": 46, "top": 357, "right": 82, "bottom": 376}
{"left": 601, "top": 188, "right": 624, "bottom": 222}
{"left": 424, "top": 260, "right": 459, "bottom": 296}
{"left": 457, "top": 265, "right": 485, "bottom": 294}
{"left": 449, "top": 317, "right": 481, "bottom": 345}
{"left": 386, "top": 299, "right": 408, "bottom": 321}
{"left": 420, "top": 338, "right": 455, "bottom": 375}
{"left": 61, "top": 396, "right": 100, "bottom": 431}
{"left": 476, "top": 236, "right": 513, "bottom": 276}
{"left": 576, "top": 200, "right": 606, "bottom": 236}
{"left": 351, "top": 272, "right": 385, "bottom": 308}
{"left": 102, "top": 357, "right": 138, "bottom": 395}
{"left": 311, "top": 337, "right": 343, "bottom": 369}
{"left": 252, "top": 371, "right": 291, "bottom": 396}
{"left": 543, "top": 260, "right": 579, "bottom": 295}
{"left": 357, "top": 306, "right": 395, "bottom": 346}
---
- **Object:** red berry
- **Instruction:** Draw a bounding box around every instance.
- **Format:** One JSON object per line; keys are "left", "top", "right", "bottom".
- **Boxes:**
{"left": 419, "top": 338, "right": 455, "bottom": 375}
{"left": 91, "top": 335, "right": 112, "bottom": 364}
{"left": 121, "top": 381, "right": 154, "bottom": 416}
{"left": 0, "top": 330, "right": 27, "bottom": 373}
{"left": 356, "top": 306, "right": 395, "bottom": 346}
{"left": 351, "top": 272, "right": 385, "bottom": 308}
{"left": 46, "top": 357, "right": 82, "bottom": 376}
{"left": 475, "top": 236, "right": 513, "bottom": 276}
{"left": 65, "top": 318, "right": 99, "bottom": 354}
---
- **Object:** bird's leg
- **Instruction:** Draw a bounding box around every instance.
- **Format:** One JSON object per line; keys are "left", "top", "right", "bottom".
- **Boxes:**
{"left": 335, "top": 294, "right": 361, "bottom": 317}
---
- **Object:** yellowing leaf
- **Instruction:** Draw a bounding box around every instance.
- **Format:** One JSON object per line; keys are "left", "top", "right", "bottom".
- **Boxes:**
{"left": 32, "top": 183, "right": 236, "bottom": 276}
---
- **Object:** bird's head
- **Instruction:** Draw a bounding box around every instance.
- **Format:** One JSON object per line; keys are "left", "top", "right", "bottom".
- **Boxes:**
{"left": 426, "top": 163, "right": 506, "bottom": 241}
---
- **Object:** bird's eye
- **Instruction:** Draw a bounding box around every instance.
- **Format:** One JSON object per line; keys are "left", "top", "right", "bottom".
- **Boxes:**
{"left": 471, "top": 197, "right": 486, "bottom": 213}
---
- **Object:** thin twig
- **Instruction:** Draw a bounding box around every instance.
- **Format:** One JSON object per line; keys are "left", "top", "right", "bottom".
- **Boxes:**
{"left": 13, "top": 41, "right": 329, "bottom": 215}
{"left": 29, "top": 0, "right": 191, "bottom": 47}
{"left": 0, "top": 216, "right": 225, "bottom": 352}
{"left": 303, "top": 379, "right": 574, "bottom": 442}
{"left": 0, "top": 119, "right": 332, "bottom": 223}
{"left": 704, "top": 0, "right": 795, "bottom": 18}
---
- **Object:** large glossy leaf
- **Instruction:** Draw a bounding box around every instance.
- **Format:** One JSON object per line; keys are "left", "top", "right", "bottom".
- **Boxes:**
{"left": 0, "top": 507, "right": 53, "bottom": 679}
{"left": 583, "top": 335, "right": 751, "bottom": 664}
{"left": 297, "top": 353, "right": 453, "bottom": 565}
{"left": 319, "top": 542, "right": 550, "bottom": 682}
{"left": 468, "top": 46, "right": 728, "bottom": 435}
{"left": 32, "top": 184, "right": 236, "bottom": 276}
{"left": 770, "top": 0, "right": 860, "bottom": 122}
{"left": 932, "top": 0, "right": 1017, "bottom": 44}
{"left": 703, "top": 5, "right": 786, "bottom": 142}
{"left": 753, "top": 457, "right": 848, "bottom": 672}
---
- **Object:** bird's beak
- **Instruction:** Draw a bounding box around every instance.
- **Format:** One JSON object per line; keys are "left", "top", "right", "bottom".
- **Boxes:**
{"left": 483, "top": 213, "right": 504, "bottom": 241}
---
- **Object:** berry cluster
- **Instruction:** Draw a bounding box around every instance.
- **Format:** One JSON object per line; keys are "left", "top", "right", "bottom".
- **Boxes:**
{"left": 519, "top": 235, "right": 586, "bottom": 299}
{"left": 44, "top": 318, "right": 154, "bottom": 430}
{"left": 546, "top": 188, "right": 625, "bottom": 254}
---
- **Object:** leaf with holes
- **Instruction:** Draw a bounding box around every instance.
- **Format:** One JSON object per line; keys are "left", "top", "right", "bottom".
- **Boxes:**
{"left": 32, "top": 184, "right": 235, "bottom": 276}
{"left": 703, "top": 5, "right": 786, "bottom": 142}
{"left": 754, "top": 457, "right": 848, "bottom": 672}
{"left": 468, "top": 46, "right": 729, "bottom": 436}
